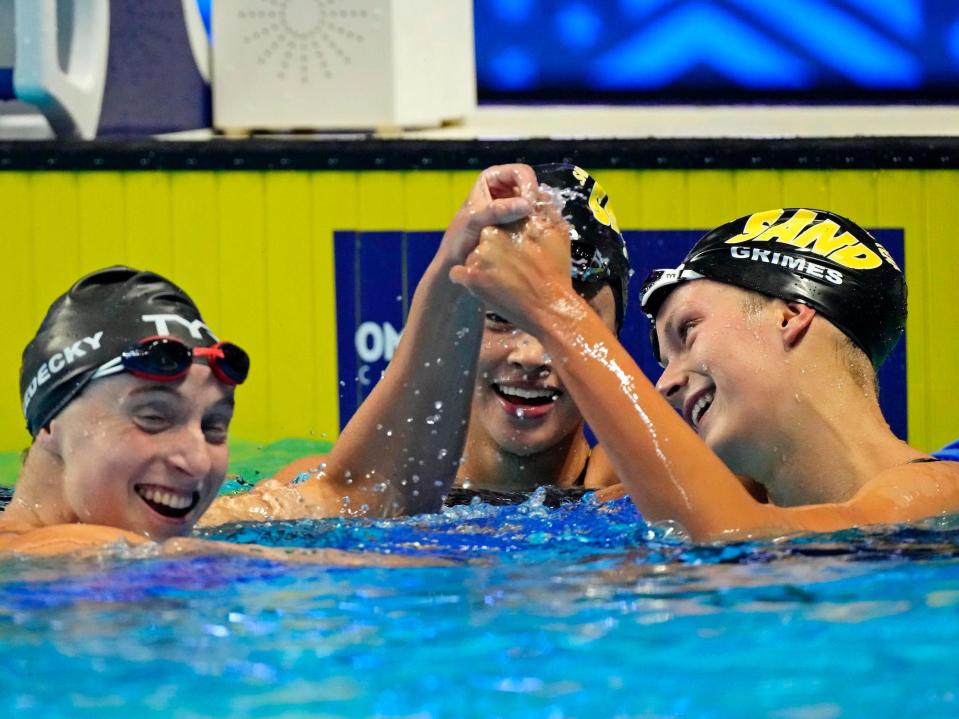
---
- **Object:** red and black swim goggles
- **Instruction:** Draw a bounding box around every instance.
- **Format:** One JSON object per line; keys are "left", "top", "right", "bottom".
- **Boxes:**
{"left": 90, "top": 336, "right": 250, "bottom": 386}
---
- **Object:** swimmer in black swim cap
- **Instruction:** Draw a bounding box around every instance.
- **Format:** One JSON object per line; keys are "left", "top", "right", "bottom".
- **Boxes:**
{"left": 640, "top": 208, "right": 906, "bottom": 369}
{"left": 453, "top": 163, "right": 629, "bottom": 494}
{"left": 450, "top": 204, "right": 959, "bottom": 539}
{"left": 4, "top": 266, "right": 250, "bottom": 546}
{"left": 222, "top": 163, "right": 631, "bottom": 512}
{"left": 3, "top": 265, "right": 470, "bottom": 559}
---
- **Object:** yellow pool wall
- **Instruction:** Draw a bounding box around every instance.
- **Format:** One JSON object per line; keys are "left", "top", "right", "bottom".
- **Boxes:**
{"left": 1, "top": 168, "right": 956, "bottom": 454}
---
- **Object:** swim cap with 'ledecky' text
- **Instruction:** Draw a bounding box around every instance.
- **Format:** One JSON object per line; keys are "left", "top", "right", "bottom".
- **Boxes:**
{"left": 20, "top": 266, "right": 221, "bottom": 437}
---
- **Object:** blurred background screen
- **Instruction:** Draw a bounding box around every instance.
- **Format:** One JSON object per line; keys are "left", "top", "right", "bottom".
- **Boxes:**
{"left": 472, "top": 0, "right": 959, "bottom": 103}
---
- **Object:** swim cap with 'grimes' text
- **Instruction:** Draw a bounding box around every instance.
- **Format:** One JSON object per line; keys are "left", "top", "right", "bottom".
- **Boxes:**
{"left": 20, "top": 266, "right": 221, "bottom": 437}
{"left": 533, "top": 163, "right": 631, "bottom": 330}
{"left": 640, "top": 208, "right": 906, "bottom": 368}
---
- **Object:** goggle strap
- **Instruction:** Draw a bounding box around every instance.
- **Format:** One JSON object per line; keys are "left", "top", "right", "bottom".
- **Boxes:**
{"left": 90, "top": 356, "right": 125, "bottom": 381}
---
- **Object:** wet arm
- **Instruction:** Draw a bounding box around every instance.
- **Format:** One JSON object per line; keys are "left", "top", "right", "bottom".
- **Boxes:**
{"left": 201, "top": 265, "right": 486, "bottom": 523}
{"left": 272, "top": 166, "right": 538, "bottom": 519}
{"left": 303, "top": 259, "right": 487, "bottom": 517}
{"left": 0, "top": 522, "right": 446, "bottom": 565}
{"left": 529, "top": 288, "right": 779, "bottom": 539}
{"left": 541, "top": 306, "right": 959, "bottom": 540}
{"left": 449, "top": 218, "right": 864, "bottom": 541}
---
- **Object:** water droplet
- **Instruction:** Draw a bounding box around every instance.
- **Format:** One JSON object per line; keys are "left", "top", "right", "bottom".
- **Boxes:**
{"left": 434, "top": 401, "right": 443, "bottom": 410}
{"left": 437, "top": 449, "right": 448, "bottom": 460}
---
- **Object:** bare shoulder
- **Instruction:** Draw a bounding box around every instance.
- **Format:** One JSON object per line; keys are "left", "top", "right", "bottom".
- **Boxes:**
{"left": 582, "top": 444, "right": 621, "bottom": 489}
{"left": 851, "top": 460, "right": 959, "bottom": 522}
{"left": 0, "top": 522, "right": 145, "bottom": 556}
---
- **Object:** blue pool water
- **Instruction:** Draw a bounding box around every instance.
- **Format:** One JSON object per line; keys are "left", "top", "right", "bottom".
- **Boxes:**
{"left": 3, "top": 491, "right": 959, "bottom": 718}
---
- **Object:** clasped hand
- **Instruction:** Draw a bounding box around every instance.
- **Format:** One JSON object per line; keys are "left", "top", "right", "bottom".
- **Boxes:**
{"left": 448, "top": 164, "right": 577, "bottom": 335}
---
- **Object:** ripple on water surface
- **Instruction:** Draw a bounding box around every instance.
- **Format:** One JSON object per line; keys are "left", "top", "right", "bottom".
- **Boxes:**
{"left": 2, "top": 491, "right": 959, "bottom": 719}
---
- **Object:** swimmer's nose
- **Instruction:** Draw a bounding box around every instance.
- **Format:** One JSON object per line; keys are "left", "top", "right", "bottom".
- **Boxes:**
{"left": 168, "top": 425, "right": 214, "bottom": 480}
{"left": 655, "top": 363, "right": 688, "bottom": 408}
{"left": 507, "top": 332, "right": 550, "bottom": 375}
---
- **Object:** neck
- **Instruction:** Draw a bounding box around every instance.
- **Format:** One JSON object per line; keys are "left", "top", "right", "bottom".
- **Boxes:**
{"left": 755, "top": 376, "right": 921, "bottom": 506}
{"left": 4, "top": 445, "right": 73, "bottom": 526}
{"left": 456, "top": 424, "right": 591, "bottom": 492}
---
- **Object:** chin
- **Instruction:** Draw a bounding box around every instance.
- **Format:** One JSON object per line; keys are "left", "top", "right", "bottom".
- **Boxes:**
{"left": 493, "top": 434, "right": 549, "bottom": 458}
{"left": 710, "top": 435, "right": 760, "bottom": 478}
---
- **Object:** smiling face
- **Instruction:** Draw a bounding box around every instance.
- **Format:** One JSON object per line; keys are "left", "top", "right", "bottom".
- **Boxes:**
{"left": 43, "top": 364, "right": 234, "bottom": 540}
{"left": 653, "top": 280, "right": 790, "bottom": 476}
{"left": 472, "top": 283, "right": 617, "bottom": 457}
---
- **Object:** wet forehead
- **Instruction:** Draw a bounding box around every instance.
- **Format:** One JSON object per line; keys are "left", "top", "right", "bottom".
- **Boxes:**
{"left": 657, "top": 280, "right": 742, "bottom": 323}
{"left": 81, "top": 364, "right": 235, "bottom": 409}
{"left": 654, "top": 280, "right": 742, "bottom": 355}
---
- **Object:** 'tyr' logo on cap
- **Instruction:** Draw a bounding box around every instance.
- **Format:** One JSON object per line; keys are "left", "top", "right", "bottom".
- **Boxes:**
{"left": 141, "top": 314, "right": 217, "bottom": 341}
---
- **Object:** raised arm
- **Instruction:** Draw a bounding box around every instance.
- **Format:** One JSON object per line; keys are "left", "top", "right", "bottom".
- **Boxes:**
{"left": 204, "top": 165, "right": 538, "bottom": 523}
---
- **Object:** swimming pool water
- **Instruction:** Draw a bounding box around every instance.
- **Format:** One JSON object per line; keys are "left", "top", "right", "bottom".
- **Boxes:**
{"left": 2, "top": 492, "right": 959, "bottom": 718}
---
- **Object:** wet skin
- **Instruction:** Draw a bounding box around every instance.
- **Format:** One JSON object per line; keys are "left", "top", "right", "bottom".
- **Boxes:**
{"left": 472, "top": 284, "right": 617, "bottom": 458}
{"left": 37, "top": 365, "right": 233, "bottom": 540}
{"left": 652, "top": 280, "right": 791, "bottom": 480}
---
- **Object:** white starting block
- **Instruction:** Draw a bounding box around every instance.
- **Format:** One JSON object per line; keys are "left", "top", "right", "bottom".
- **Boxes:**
{"left": 212, "top": 0, "right": 476, "bottom": 132}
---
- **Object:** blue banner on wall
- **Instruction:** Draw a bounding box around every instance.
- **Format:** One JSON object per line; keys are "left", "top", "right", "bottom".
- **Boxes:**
{"left": 334, "top": 228, "right": 907, "bottom": 439}
{"left": 475, "top": 0, "right": 959, "bottom": 102}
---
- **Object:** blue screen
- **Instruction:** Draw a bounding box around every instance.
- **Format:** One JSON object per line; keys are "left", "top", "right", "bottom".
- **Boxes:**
{"left": 475, "top": 0, "right": 959, "bottom": 101}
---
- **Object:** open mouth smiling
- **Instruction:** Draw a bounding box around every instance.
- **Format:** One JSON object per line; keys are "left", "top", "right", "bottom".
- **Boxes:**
{"left": 686, "top": 389, "right": 715, "bottom": 432}
{"left": 492, "top": 382, "right": 562, "bottom": 407}
{"left": 134, "top": 483, "right": 200, "bottom": 520}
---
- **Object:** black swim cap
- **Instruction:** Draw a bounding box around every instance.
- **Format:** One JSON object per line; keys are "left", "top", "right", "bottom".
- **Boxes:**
{"left": 20, "top": 266, "right": 220, "bottom": 437}
{"left": 534, "top": 163, "right": 631, "bottom": 330}
{"left": 640, "top": 208, "right": 906, "bottom": 367}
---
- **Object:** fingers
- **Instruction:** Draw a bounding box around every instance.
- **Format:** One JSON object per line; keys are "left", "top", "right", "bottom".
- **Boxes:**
{"left": 481, "top": 164, "right": 539, "bottom": 202}
{"left": 466, "top": 196, "right": 532, "bottom": 232}
{"left": 448, "top": 264, "right": 471, "bottom": 288}
{"left": 461, "top": 164, "right": 539, "bottom": 234}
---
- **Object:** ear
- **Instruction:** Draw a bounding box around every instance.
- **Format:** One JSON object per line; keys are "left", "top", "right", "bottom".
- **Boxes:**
{"left": 34, "top": 421, "right": 63, "bottom": 459}
{"left": 779, "top": 301, "right": 816, "bottom": 351}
